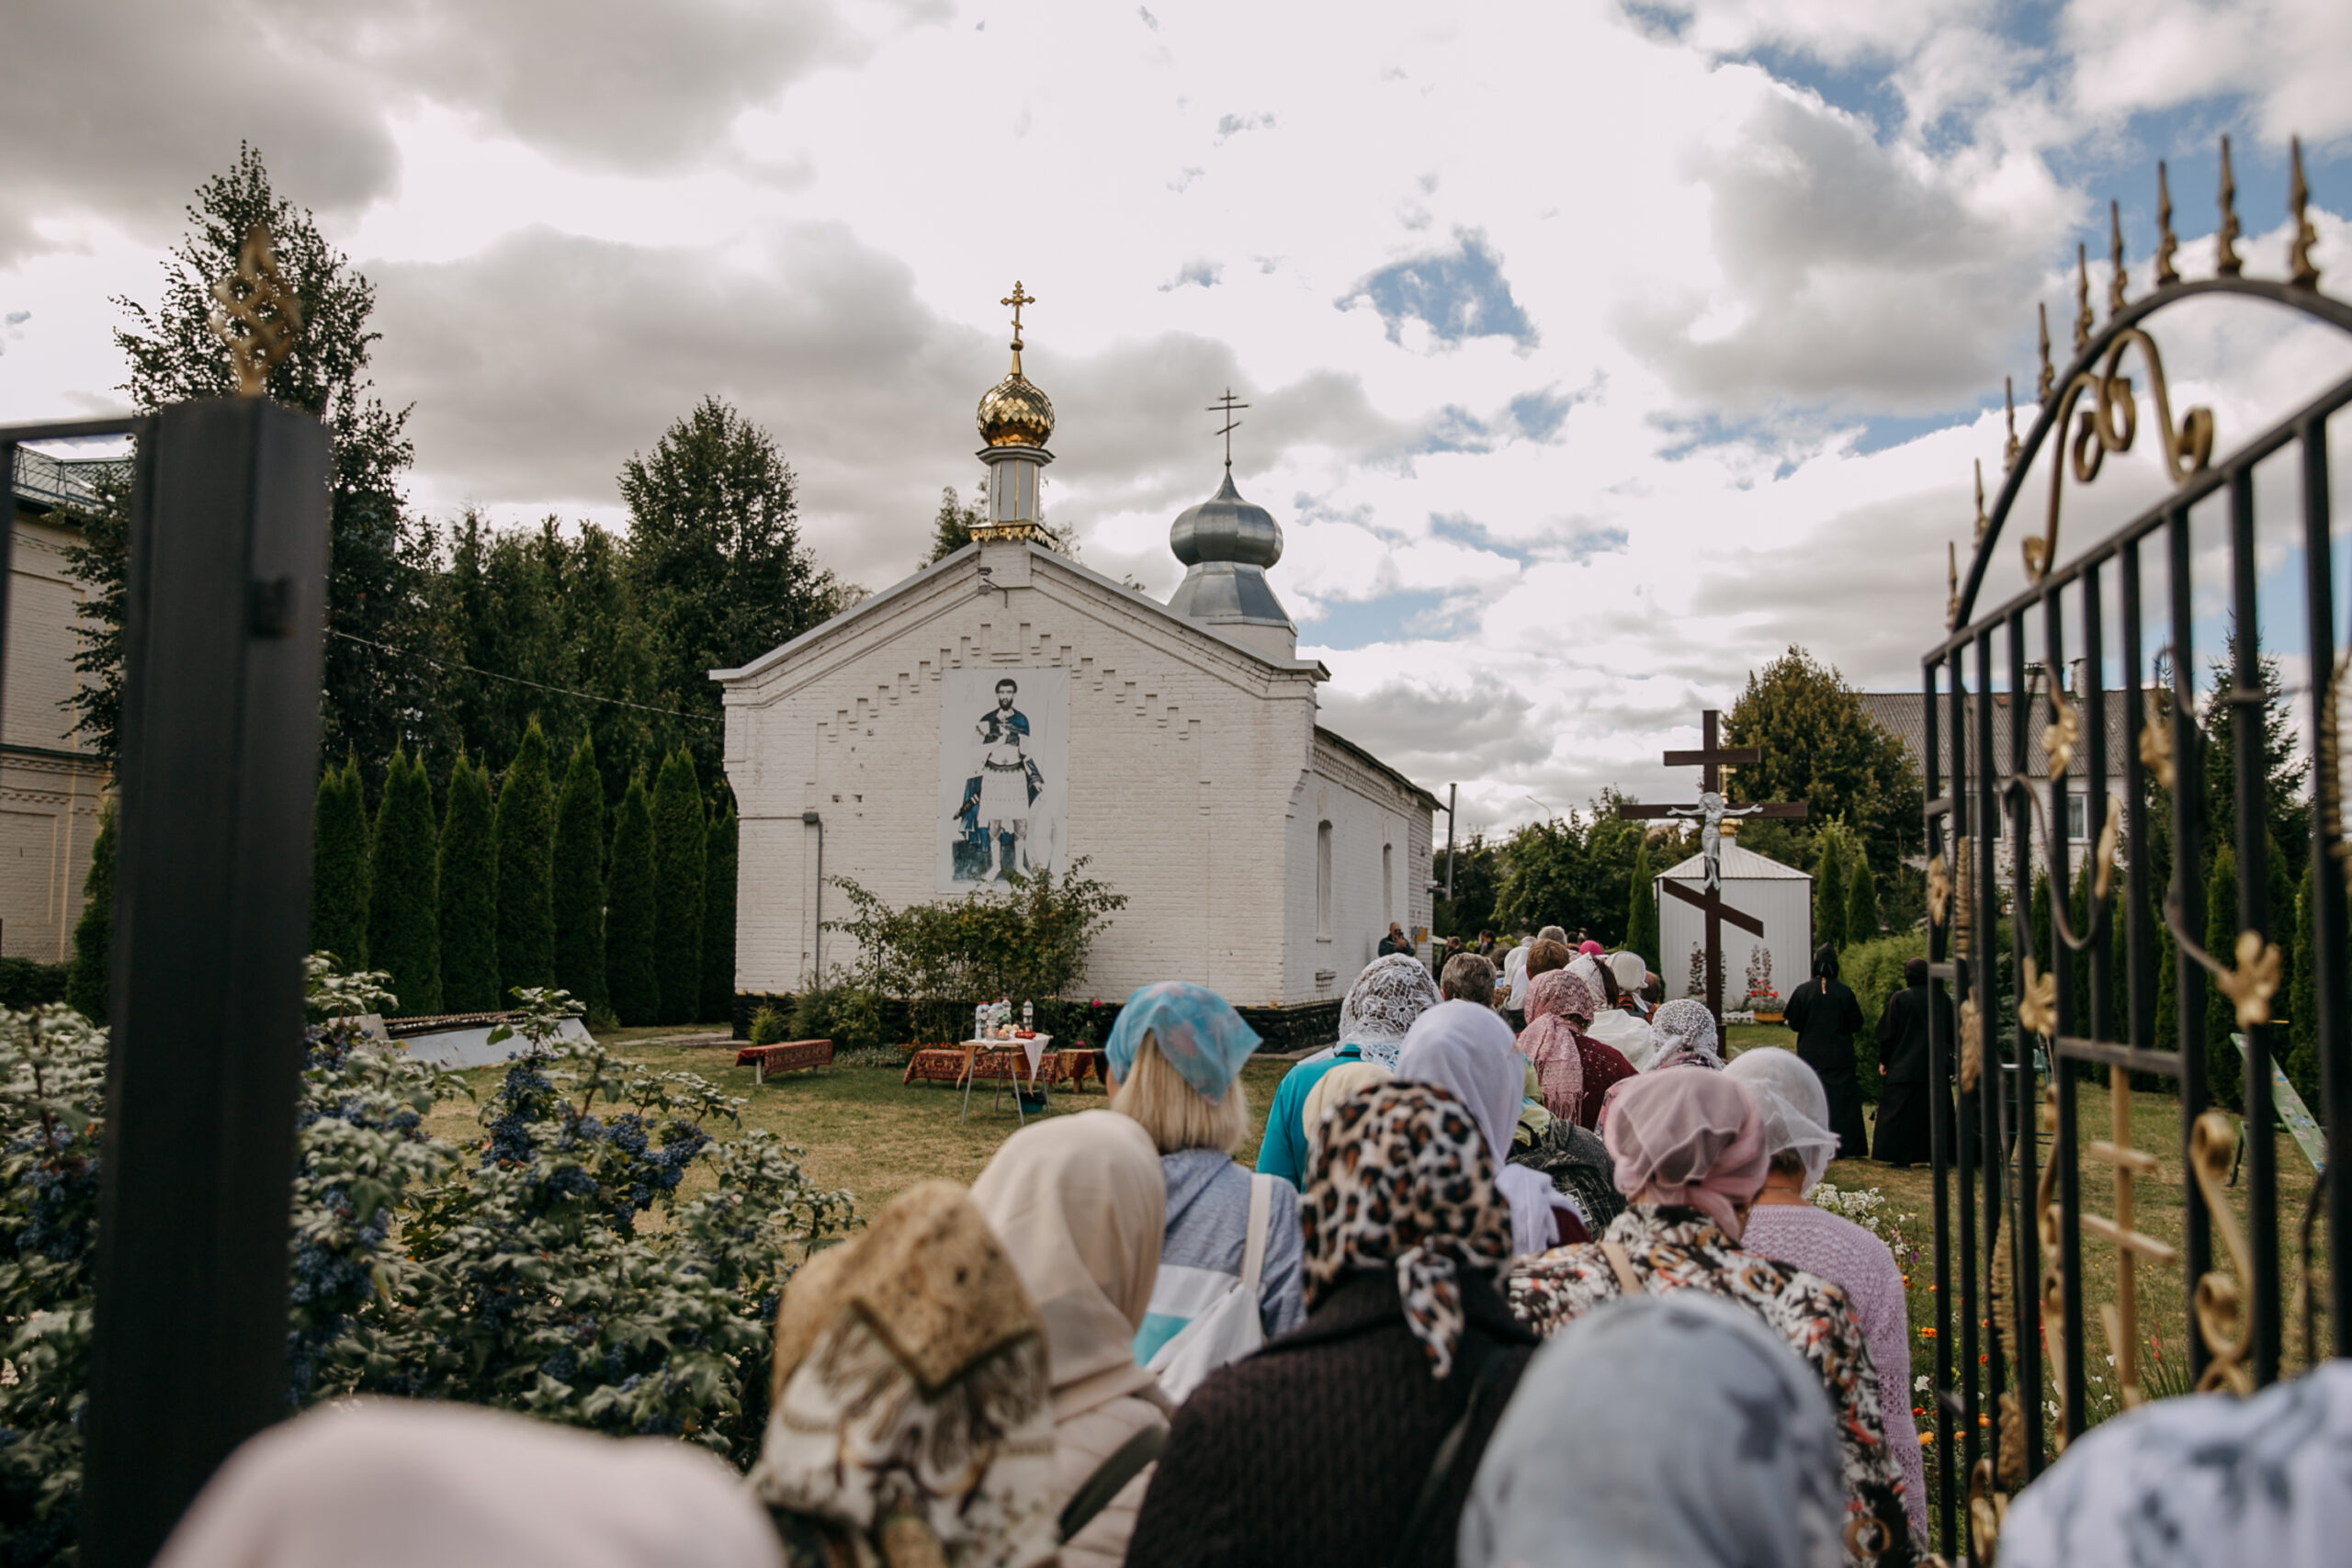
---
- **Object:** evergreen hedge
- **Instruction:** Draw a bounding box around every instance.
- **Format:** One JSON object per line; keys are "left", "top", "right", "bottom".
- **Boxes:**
{"left": 367, "top": 749, "right": 442, "bottom": 1016}
{"left": 437, "top": 752, "right": 499, "bottom": 1012}
{"left": 651, "top": 750, "right": 707, "bottom": 1026}
{"left": 553, "top": 736, "right": 608, "bottom": 1015}
{"left": 2204, "top": 843, "right": 2242, "bottom": 1110}
{"left": 702, "top": 799, "right": 738, "bottom": 1025}
{"left": 605, "top": 774, "right": 660, "bottom": 1026}
{"left": 1623, "top": 839, "right": 1657, "bottom": 974}
{"left": 1847, "top": 852, "right": 1880, "bottom": 942}
{"left": 494, "top": 720, "right": 558, "bottom": 999}
{"left": 311, "top": 754, "right": 369, "bottom": 965}
{"left": 66, "top": 803, "right": 116, "bottom": 1023}
{"left": 1815, "top": 835, "right": 1849, "bottom": 953}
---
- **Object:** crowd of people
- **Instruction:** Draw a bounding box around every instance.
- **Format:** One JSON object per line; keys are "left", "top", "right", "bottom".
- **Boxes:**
{"left": 155, "top": 952, "right": 2345, "bottom": 1568}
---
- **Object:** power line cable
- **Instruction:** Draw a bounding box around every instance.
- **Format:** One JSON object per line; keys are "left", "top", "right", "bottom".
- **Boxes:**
{"left": 328, "top": 628, "right": 720, "bottom": 726}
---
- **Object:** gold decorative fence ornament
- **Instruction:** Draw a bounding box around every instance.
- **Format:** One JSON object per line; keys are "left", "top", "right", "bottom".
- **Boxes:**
{"left": 2035, "top": 1083, "right": 2069, "bottom": 1453}
{"left": 2138, "top": 687, "right": 2175, "bottom": 789}
{"left": 1927, "top": 853, "right": 1953, "bottom": 927}
{"left": 2081, "top": 1064, "right": 2174, "bottom": 1409}
{"left": 2042, "top": 686, "right": 2079, "bottom": 782}
{"left": 2018, "top": 957, "right": 2058, "bottom": 1040}
{"left": 209, "top": 223, "right": 302, "bottom": 396}
{"left": 2189, "top": 1111, "right": 2257, "bottom": 1395}
{"left": 2321, "top": 648, "right": 2352, "bottom": 891}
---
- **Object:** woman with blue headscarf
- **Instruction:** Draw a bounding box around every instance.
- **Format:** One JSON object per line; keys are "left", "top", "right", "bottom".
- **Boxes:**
{"left": 1109, "top": 982, "right": 1306, "bottom": 1401}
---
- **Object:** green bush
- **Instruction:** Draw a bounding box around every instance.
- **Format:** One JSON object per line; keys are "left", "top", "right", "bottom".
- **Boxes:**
{"left": 787, "top": 980, "right": 885, "bottom": 1053}
{"left": 437, "top": 752, "right": 500, "bottom": 1012}
{"left": 746, "top": 1005, "right": 789, "bottom": 1046}
{"left": 64, "top": 805, "right": 113, "bottom": 1024}
{"left": 366, "top": 749, "right": 441, "bottom": 1016}
{"left": 0, "top": 960, "right": 69, "bottom": 1015}
{"left": 828, "top": 859, "right": 1127, "bottom": 1043}
{"left": 605, "top": 774, "right": 660, "bottom": 1027}
{"left": 0, "top": 962, "right": 856, "bottom": 1563}
{"left": 494, "top": 721, "right": 558, "bottom": 999}
{"left": 651, "top": 750, "right": 707, "bottom": 1026}
{"left": 1841, "top": 930, "right": 1927, "bottom": 1101}
{"left": 552, "top": 736, "right": 607, "bottom": 1016}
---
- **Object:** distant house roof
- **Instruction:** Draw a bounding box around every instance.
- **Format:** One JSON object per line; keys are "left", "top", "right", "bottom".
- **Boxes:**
{"left": 1860, "top": 690, "right": 2132, "bottom": 781}
{"left": 1658, "top": 841, "right": 1811, "bottom": 882}
{"left": 10, "top": 447, "right": 120, "bottom": 516}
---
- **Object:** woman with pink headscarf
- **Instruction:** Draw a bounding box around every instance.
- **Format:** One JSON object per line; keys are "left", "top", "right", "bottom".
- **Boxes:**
{"left": 1505, "top": 1069, "right": 1923, "bottom": 1568}
{"left": 1516, "top": 970, "right": 1636, "bottom": 1130}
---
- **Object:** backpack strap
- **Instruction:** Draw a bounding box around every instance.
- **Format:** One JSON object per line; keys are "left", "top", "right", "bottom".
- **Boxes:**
{"left": 1057, "top": 1423, "right": 1167, "bottom": 1545}
{"left": 1600, "top": 1237, "right": 1646, "bottom": 1297}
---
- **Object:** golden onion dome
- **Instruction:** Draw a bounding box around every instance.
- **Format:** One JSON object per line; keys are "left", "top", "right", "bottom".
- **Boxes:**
{"left": 978, "top": 364, "right": 1055, "bottom": 448}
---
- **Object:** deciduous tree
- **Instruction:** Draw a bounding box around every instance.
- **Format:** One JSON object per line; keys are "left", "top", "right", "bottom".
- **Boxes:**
{"left": 1724, "top": 647, "right": 1921, "bottom": 879}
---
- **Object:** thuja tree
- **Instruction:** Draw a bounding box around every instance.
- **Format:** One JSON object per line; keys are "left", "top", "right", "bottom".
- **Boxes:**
{"left": 65, "top": 806, "right": 115, "bottom": 1024}
{"left": 703, "top": 799, "right": 739, "bottom": 1025}
{"left": 605, "top": 775, "right": 661, "bottom": 1027}
{"left": 552, "top": 736, "right": 608, "bottom": 1016}
{"left": 1623, "top": 838, "right": 1658, "bottom": 974}
{"left": 2204, "top": 843, "right": 2244, "bottom": 1111}
{"left": 0, "top": 964, "right": 855, "bottom": 1562}
{"left": 367, "top": 749, "right": 441, "bottom": 1016}
{"left": 1814, "top": 826, "right": 1850, "bottom": 953}
{"left": 495, "top": 721, "right": 558, "bottom": 999}
{"left": 437, "top": 752, "right": 499, "bottom": 1012}
{"left": 311, "top": 753, "right": 369, "bottom": 965}
{"left": 650, "top": 750, "right": 707, "bottom": 1025}
{"left": 1846, "top": 846, "right": 1880, "bottom": 942}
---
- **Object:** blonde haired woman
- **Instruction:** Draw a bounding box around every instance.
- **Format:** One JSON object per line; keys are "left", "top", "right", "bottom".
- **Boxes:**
{"left": 1109, "top": 983, "right": 1306, "bottom": 1399}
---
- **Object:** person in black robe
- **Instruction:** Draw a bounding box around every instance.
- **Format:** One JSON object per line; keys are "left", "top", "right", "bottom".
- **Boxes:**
{"left": 1784, "top": 943, "right": 1869, "bottom": 1159}
{"left": 1871, "top": 956, "right": 1953, "bottom": 1168}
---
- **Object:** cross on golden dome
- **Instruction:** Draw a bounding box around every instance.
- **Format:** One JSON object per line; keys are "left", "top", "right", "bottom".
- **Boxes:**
{"left": 1001, "top": 281, "right": 1035, "bottom": 350}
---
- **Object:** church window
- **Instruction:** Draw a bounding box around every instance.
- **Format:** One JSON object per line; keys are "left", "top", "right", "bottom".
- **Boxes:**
{"left": 1383, "top": 843, "right": 1393, "bottom": 921}
{"left": 2065, "top": 793, "right": 2086, "bottom": 840}
{"left": 1316, "top": 822, "right": 1333, "bottom": 939}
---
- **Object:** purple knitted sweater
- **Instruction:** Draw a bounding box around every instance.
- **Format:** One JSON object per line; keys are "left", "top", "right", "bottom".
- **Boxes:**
{"left": 1742, "top": 1203, "right": 1928, "bottom": 1534}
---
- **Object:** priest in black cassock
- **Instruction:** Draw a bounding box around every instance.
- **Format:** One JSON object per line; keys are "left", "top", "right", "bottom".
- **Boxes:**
{"left": 1785, "top": 944, "right": 1870, "bottom": 1159}
{"left": 1871, "top": 956, "right": 1952, "bottom": 1168}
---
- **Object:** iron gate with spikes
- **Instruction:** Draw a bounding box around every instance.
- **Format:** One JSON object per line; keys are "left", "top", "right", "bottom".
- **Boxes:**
{"left": 1922, "top": 135, "right": 2351, "bottom": 1562}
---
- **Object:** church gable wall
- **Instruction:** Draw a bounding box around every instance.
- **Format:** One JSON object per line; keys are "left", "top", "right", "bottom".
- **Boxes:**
{"left": 721, "top": 543, "right": 1325, "bottom": 1014}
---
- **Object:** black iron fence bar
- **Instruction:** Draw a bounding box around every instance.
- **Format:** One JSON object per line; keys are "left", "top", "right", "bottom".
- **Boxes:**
{"left": 1924, "top": 654, "right": 1957, "bottom": 1562}
{"left": 2165, "top": 504, "right": 2215, "bottom": 1385}
{"left": 1972, "top": 625, "right": 2001, "bottom": 1488}
{"left": 2300, "top": 411, "right": 2351, "bottom": 1350}
{"left": 2226, "top": 465, "right": 2284, "bottom": 1386}
{"left": 2062, "top": 567, "right": 2093, "bottom": 1443}
{"left": 1935, "top": 370, "right": 2352, "bottom": 661}
{"left": 2007, "top": 606, "right": 2040, "bottom": 1480}
{"left": 1951, "top": 279, "right": 2352, "bottom": 626}
{"left": 2122, "top": 540, "right": 2154, "bottom": 1067}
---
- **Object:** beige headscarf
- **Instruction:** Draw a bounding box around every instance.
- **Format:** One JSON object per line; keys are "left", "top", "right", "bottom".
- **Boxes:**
{"left": 1303, "top": 1060, "right": 1394, "bottom": 1152}
{"left": 155, "top": 1399, "right": 784, "bottom": 1568}
{"left": 751, "top": 1180, "right": 1058, "bottom": 1568}
{"left": 969, "top": 1110, "right": 1167, "bottom": 1420}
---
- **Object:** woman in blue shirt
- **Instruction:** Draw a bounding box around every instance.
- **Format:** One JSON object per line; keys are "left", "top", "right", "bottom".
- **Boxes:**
{"left": 1253, "top": 954, "right": 1442, "bottom": 1187}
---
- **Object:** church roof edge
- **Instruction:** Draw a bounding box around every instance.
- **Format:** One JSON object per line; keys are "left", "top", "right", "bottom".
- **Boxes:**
{"left": 1314, "top": 724, "right": 1442, "bottom": 813}
{"left": 1656, "top": 840, "right": 1813, "bottom": 882}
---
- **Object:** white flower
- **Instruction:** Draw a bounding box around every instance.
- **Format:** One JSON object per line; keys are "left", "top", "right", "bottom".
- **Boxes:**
{"left": 1915, "top": 1375, "right": 1931, "bottom": 1393}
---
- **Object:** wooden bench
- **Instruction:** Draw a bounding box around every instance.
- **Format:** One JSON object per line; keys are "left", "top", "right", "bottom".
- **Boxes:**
{"left": 736, "top": 1039, "right": 833, "bottom": 1083}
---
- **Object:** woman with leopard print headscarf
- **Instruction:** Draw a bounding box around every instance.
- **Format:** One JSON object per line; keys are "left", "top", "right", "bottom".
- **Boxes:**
{"left": 1128, "top": 1082, "right": 1539, "bottom": 1568}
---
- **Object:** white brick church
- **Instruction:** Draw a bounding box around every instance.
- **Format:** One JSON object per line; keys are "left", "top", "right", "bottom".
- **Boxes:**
{"left": 714, "top": 296, "right": 1436, "bottom": 1016}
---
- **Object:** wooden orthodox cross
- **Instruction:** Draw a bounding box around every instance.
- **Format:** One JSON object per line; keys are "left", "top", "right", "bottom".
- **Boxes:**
{"left": 1616, "top": 709, "right": 1807, "bottom": 1023}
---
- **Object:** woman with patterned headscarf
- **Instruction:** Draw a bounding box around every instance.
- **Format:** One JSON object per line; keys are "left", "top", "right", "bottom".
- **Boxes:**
{"left": 1645, "top": 997, "right": 1729, "bottom": 1073}
{"left": 1128, "top": 1083, "right": 1540, "bottom": 1568}
{"left": 1516, "top": 969, "right": 1637, "bottom": 1130}
{"left": 1254, "top": 953, "right": 1442, "bottom": 1189}
{"left": 1506, "top": 1068, "right": 1922, "bottom": 1568}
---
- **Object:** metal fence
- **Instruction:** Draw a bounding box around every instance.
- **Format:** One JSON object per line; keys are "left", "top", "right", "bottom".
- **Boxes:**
{"left": 1922, "top": 143, "right": 2350, "bottom": 1562}
{"left": 1, "top": 400, "right": 329, "bottom": 1567}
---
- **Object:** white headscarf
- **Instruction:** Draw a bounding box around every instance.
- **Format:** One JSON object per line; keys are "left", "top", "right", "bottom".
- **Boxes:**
{"left": 2001, "top": 1361, "right": 2352, "bottom": 1568}
{"left": 969, "top": 1110, "right": 1167, "bottom": 1421}
{"left": 1725, "top": 1047, "right": 1841, "bottom": 1195}
{"left": 1460, "top": 1295, "right": 1843, "bottom": 1568}
{"left": 156, "top": 1401, "right": 785, "bottom": 1568}
{"left": 1337, "top": 953, "right": 1444, "bottom": 1069}
{"left": 1647, "top": 998, "right": 1726, "bottom": 1071}
{"left": 1396, "top": 1000, "right": 1564, "bottom": 1256}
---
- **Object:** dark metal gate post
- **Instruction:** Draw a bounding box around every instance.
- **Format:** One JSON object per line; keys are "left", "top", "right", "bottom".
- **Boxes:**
{"left": 80, "top": 397, "right": 330, "bottom": 1567}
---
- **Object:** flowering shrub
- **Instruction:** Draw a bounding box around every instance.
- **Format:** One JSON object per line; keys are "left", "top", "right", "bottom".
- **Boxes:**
{"left": 0, "top": 963, "right": 856, "bottom": 1564}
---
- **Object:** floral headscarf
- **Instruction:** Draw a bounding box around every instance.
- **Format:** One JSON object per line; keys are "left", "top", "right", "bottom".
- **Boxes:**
{"left": 1336, "top": 953, "right": 1443, "bottom": 1070}
{"left": 1105, "top": 980, "right": 1261, "bottom": 1103}
{"left": 1519, "top": 970, "right": 1595, "bottom": 1124}
{"left": 1646, "top": 998, "right": 1725, "bottom": 1071}
{"left": 1302, "top": 1081, "right": 1511, "bottom": 1379}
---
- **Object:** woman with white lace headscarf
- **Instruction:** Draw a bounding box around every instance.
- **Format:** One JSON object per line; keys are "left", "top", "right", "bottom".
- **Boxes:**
{"left": 1254, "top": 954, "right": 1442, "bottom": 1188}
{"left": 1647, "top": 998, "right": 1727, "bottom": 1072}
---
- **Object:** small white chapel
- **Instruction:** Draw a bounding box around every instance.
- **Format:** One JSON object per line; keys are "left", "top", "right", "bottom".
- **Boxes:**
{"left": 714, "top": 290, "right": 1438, "bottom": 1023}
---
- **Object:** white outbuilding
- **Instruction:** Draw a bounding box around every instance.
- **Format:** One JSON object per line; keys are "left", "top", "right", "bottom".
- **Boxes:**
{"left": 1656, "top": 840, "right": 1813, "bottom": 1009}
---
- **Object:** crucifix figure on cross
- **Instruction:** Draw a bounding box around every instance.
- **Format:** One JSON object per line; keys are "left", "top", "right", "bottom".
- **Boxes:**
{"left": 1616, "top": 708, "right": 1807, "bottom": 1025}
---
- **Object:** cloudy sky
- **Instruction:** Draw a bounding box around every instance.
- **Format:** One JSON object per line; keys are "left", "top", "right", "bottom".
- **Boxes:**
{"left": 6, "top": 0, "right": 2350, "bottom": 831}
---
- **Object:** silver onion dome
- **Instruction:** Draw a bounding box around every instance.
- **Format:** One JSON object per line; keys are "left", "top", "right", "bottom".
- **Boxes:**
{"left": 1166, "top": 469, "right": 1293, "bottom": 640}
